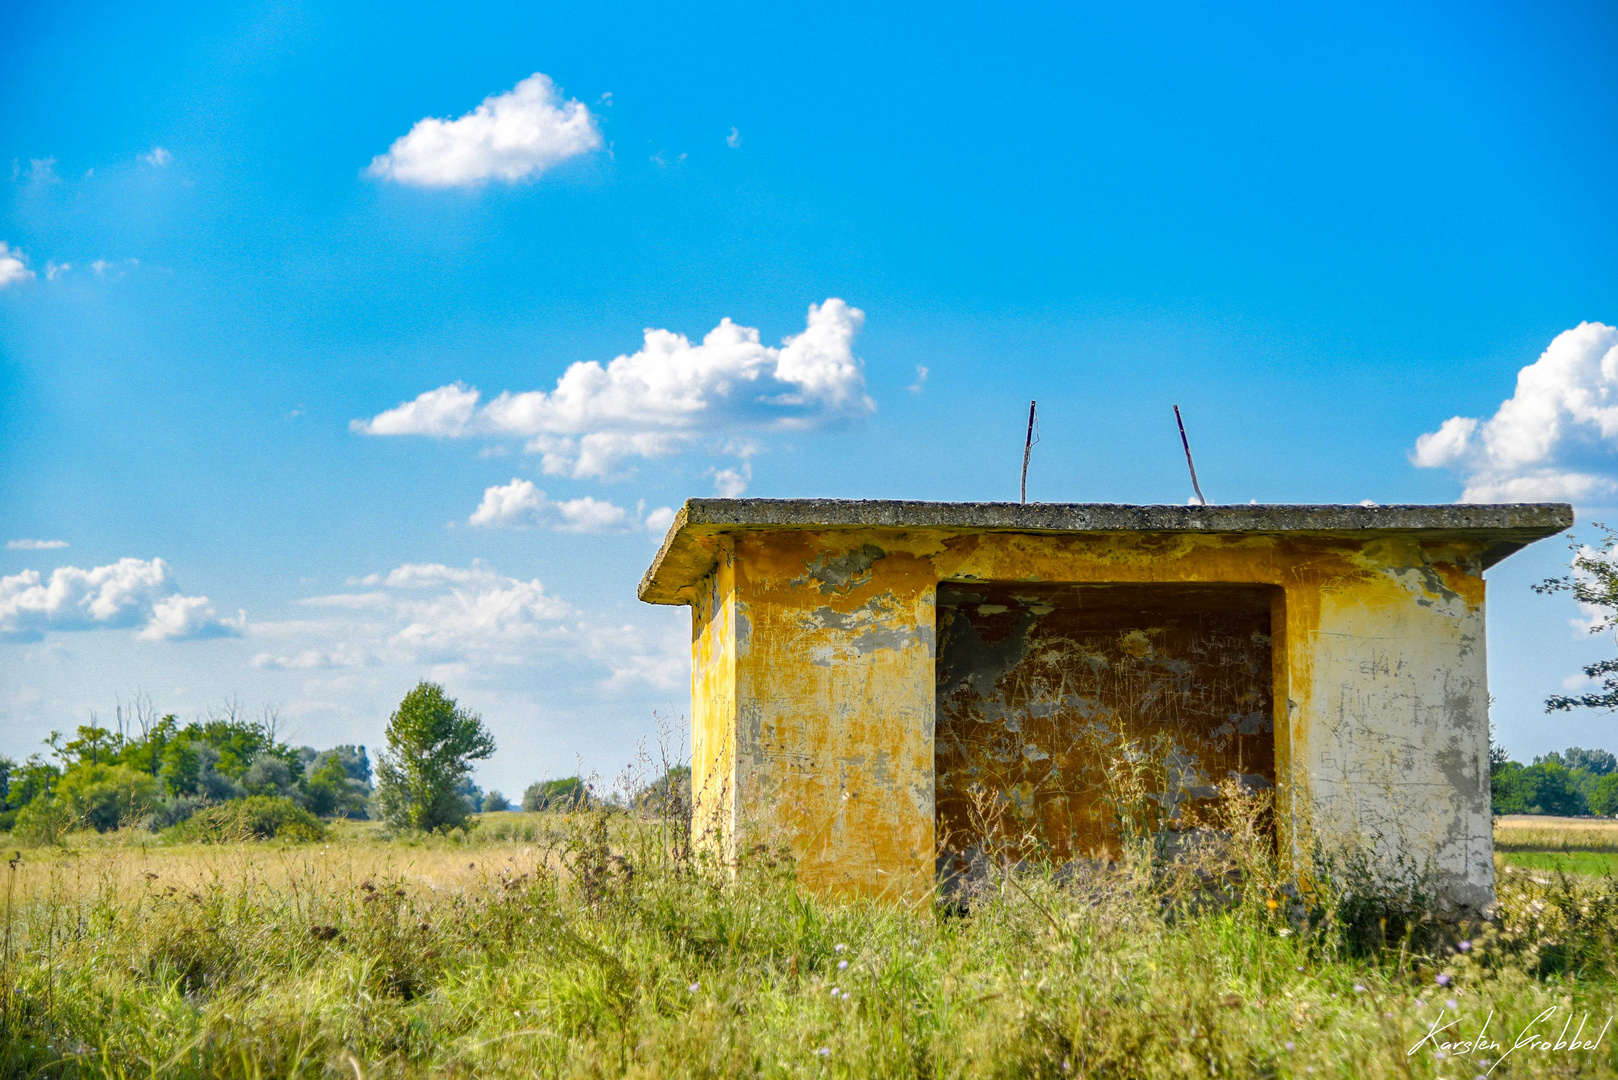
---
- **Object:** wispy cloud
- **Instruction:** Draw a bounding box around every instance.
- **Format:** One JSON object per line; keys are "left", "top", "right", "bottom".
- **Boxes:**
{"left": 908, "top": 365, "right": 929, "bottom": 394}
{"left": 726, "top": 127, "right": 742, "bottom": 148}
{"left": 252, "top": 560, "right": 682, "bottom": 688}
{"left": 7, "top": 539, "right": 67, "bottom": 550}
{"left": 89, "top": 258, "right": 139, "bottom": 278}
{"left": 354, "top": 300, "right": 873, "bottom": 480}
{"left": 0, "top": 557, "right": 243, "bottom": 642}
{"left": 1413, "top": 322, "right": 1618, "bottom": 502}
{"left": 142, "top": 146, "right": 172, "bottom": 167}
{"left": 17, "top": 158, "right": 57, "bottom": 186}
{"left": 366, "top": 73, "right": 601, "bottom": 188}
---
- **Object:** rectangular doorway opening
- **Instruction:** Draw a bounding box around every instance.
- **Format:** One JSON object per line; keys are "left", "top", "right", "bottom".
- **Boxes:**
{"left": 935, "top": 581, "right": 1277, "bottom": 889}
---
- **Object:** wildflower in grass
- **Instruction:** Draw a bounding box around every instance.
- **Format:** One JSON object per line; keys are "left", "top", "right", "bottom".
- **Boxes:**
{"left": 1436, "top": 973, "right": 1451, "bottom": 986}
{"left": 1353, "top": 984, "right": 1365, "bottom": 993}
{"left": 830, "top": 986, "right": 840, "bottom": 996}
{"left": 1446, "top": 999, "right": 1458, "bottom": 1010}
{"left": 689, "top": 982, "right": 700, "bottom": 993}
{"left": 1458, "top": 940, "right": 1472, "bottom": 952}
{"left": 1284, "top": 1041, "right": 1295, "bottom": 1051}
{"left": 838, "top": 959, "right": 848, "bottom": 970}
{"left": 815, "top": 1047, "right": 830, "bottom": 1057}
{"left": 835, "top": 943, "right": 847, "bottom": 953}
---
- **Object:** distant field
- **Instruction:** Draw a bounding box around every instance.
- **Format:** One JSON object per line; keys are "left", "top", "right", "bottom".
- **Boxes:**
{"left": 1500, "top": 850, "right": 1618, "bottom": 876}
{"left": 1495, "top": 814, "right": 1618, "bottom": 878}
{"left": 1495, "top": 813, "right": 1618, "bottom": 853}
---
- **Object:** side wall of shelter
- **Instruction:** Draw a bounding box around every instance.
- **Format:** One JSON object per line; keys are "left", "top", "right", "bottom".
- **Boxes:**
{"left": 688, "top": 527, "right": 1494, "bottom": 913}
{"left": 690, "top": 539, "right": 738, "bottom": 856}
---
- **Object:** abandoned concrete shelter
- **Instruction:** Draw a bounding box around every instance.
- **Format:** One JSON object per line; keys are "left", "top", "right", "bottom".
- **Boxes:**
{"left": 639, "top": 499, "right": 1573, "bottom": 912}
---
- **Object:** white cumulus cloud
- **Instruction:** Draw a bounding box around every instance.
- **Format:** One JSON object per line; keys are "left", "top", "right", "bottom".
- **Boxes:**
{"left": 7, "top": 539, "right": 68, "bottom": 550}
{"left": 0, "top": 243, "right": 34, "bottom": 289}
{"left": 712, "top": 466, "right": 749, "bottom": 498}
{"left": 0, "top": 557, "right": 242, "bottom": 642}
{"left": 142, "top": 147, "right": 172, "bottom": 167}
{"left": 643, "top": 505, "right": 677, "bottom": 535}
{"left": 366, "top": 73, "right": 601, "bottom": 188}
{"left": 467, "top": 479, "right": 673, "bottom": 533}
{"left": 469, "top": 478, "right": 630, "bottom": 532}
{"left": 1412, "top": 322, "right": 1618, "bottom": 502}
{"left": 354, "top": 299, "right": 873, "bottom": 478}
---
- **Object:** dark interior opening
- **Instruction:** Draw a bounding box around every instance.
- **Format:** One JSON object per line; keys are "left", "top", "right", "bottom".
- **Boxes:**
{"left": 935, "top": 581, "right": 1276, "bottom": 887}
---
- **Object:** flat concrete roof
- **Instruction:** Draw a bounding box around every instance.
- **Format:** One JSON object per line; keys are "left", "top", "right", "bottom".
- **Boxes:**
{"left": 638, "top": 499, "right": 1574, "bottom": 604}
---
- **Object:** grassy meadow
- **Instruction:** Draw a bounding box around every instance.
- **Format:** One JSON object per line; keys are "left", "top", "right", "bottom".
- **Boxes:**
{"left": 5, "top": 807, "right": 1618, "bottom": 1078}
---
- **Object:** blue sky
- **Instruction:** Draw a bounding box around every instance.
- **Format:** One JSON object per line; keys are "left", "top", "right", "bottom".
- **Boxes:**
{"left": 3, "top": 0, "right": 1617, "bottom": 793}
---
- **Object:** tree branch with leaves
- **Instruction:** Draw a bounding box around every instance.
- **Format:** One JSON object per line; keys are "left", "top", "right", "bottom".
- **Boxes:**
{"left": 1536, "top": 524, "right": 1618, "bottom": 712}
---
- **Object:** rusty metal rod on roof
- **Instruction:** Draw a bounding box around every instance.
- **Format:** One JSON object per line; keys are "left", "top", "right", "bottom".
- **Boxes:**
{"left": 1174, "top": 404, "right": 1207, "bottom": 506}
{"left": 1020, "top": 400, "right": 1037, "bottom": 503}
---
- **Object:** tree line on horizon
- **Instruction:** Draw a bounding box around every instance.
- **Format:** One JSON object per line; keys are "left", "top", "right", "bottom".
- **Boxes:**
{"left": 1491, "top": 745, "right": 1618, "bottom": 817}
{"left": 0, "top": 683, "right": 624, "bottom": 844}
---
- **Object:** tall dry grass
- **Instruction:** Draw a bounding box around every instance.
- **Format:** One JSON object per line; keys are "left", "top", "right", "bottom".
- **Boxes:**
{"left": 2, "top": 796, "right": 1618, "bottom": 1077}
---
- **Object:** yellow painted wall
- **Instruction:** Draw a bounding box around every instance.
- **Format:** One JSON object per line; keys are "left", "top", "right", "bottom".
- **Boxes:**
{"left": 688, "top": 526, "right": 1493, "bottom": 912}
{"left": 690, "top": 538, "right": 737, "bottom": 856}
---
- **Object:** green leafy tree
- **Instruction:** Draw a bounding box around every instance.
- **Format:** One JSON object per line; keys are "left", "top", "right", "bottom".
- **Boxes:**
{"left": 481, "top": 790, "right": 510, "bottom": 813}
{"left": 119, "top": 713, "right": 179, "bottom": 776}
{"left": 62, "top": 723, "right": 120, "bottom": 767}
{"left": 636, "top": 765, "right": 691, "bottom": 814}
{"left": 1538, "top": 526, "right": 1618, "bottom": 712}
{"left": 14, "top": 797, "right": 74, "bottom": 845}
{"left": 300, "top": 752, "right": 369, "bottom": 818}
{"left": 6, "top": 755, "right": 59, "bottom": 810}
{"left": 1492, "top": 760, "right": 1588, "bottom": 816}
{"left": 522, "top": 776, "right": 590, "bottom": 812}
{"left": 1538, "top": 747, "right": 1618, "bottom": 774}
{"left": 56, "top": 764, "right": 162, "bottom": 831}
{"left": 374, "top": 683, "right": 496, "bottom": 832}
{"left": 1589, "top": 773, "right": 1618, "bottom": 817}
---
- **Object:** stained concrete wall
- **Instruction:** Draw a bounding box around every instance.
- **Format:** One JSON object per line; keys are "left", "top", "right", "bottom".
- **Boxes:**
{"left": 685, "top": 526, "right": 1501, "bottom": 912}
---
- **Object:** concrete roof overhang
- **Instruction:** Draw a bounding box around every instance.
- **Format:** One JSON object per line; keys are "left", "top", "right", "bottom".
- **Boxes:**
{"left": 637, "top": 499, "right": 1574, "bottom": 605}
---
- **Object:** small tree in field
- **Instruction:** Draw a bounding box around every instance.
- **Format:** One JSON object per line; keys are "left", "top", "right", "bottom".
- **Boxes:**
{"left": 374, "top": 683, "right": 495, "bottom": 832}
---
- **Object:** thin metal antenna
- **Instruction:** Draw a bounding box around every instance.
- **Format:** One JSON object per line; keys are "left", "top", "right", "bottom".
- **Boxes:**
{"left": 1020, "top": 400, "right": 1038, "bottom": 503}
{"left": 1174, "top": 404, "right": 1207, "bottom": 506}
